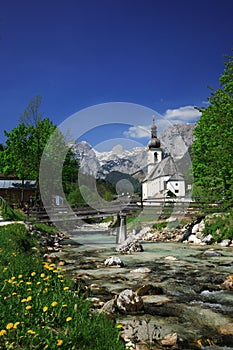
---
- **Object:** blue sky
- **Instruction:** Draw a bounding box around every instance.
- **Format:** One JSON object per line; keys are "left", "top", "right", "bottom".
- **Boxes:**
{"left": 1, "top": 0, "right": 233, "bottom": 147}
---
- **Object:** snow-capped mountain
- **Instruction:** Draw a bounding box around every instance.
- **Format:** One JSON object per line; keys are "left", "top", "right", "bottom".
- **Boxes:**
{"left": 71, "top": 141, "right": 147, "bottom": 178}
{"left": 71, "top": 123, "right": 195, "bottom": 178}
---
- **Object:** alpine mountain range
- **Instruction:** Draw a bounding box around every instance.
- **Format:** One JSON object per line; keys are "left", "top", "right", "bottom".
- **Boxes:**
{"left": 71, "top": 123, "right": 195, "bottom": 179}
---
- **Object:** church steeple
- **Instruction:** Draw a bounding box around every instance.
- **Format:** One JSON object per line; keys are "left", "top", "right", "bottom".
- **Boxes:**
{"left": 148, "top": 116, "right": 161, "bottom": 149}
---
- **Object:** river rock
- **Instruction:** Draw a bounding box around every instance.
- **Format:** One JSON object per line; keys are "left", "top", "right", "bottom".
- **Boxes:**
{"left": 164, "top": 256, "right": 177, "bottom": 261}
{"left": 203, "top": 249, "right": 222, "bottom": 257}
{"left": 218, "top": 239, "right": 231, "bottom": 247}
{"left": 191, "top": 223, "right": 200, "bottom": 234}
{"left": 130, "top": 267, "right": 152, "bottom": 274}
{"left": 221, "top": 275, "right": 233, "bottom": 290}
{"left": 104, "top": 256, "right": 125, "bottom": 267}
{"left": 188, "top": 234, "right": 202, "bottom": 244}
{"left": 116, "top": 289, "right": 144, "bottom": 314}
{"left": 160, "top": 332, "right": 177, "bottom": 346}
{"left": 99, "top": 298, "right": 116, "bottom": 315}
{"left": 202, "top": 234, "right": 215, "bottom": 244}
{"left": 135, "top": 284, "right": 163, "bottom": 296}
{"left": 219, "top": 323, "right": 233, "bottom": 335}
{"left": 116, "top": 236, "right": 144, "bottom": 253}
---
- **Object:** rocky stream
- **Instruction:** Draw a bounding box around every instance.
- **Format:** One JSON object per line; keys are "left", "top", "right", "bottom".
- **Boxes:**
{"left": 56, "top": 225, "right": 233, "bottom": 350}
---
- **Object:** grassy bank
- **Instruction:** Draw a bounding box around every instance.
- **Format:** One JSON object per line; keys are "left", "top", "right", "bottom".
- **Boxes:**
{"left": 0, "top": 224, "right": 125, "bottom": 349}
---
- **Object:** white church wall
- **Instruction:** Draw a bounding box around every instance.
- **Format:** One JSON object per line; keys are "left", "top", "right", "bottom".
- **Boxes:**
{"left": 167, "top": 180, "right": 185, "bottom": 197}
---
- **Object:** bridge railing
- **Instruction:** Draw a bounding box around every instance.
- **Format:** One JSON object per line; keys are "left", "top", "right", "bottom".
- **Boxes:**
{"left": 25, "top": 197, "right": 228, "bottom": 224}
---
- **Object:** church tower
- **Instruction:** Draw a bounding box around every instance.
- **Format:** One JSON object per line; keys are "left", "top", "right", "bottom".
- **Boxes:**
{"left": 147, "top": 117, "right": 163, "bottom": 175}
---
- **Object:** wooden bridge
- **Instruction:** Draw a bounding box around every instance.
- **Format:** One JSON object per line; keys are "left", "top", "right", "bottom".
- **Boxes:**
{"left": 26, "top": 197, "right": 224, "bottom": 223}
{"left": 25, "top": 197, "right": 224, "bottom": 244}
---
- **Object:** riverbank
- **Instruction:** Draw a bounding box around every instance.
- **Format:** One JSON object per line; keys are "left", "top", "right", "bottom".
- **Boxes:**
{"left": 0, "top": 223, "right": 125, "bottom": 349}
{"left": 59, "top": 226, "right": 233, "bottom": 350}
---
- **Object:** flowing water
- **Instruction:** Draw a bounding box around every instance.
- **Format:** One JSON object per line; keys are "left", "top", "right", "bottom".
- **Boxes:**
{"left": 59, "top": 227, "right": 233, "bottom": 349}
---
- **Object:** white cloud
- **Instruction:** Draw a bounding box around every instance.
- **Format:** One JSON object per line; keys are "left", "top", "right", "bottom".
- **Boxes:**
{"left": 123, "top": 105, "right": 201, "bottom": 140}
{"left": 163, "top": 105, "right": 201, "bottom": 123}
{"left": 123, "top": 125, "right": 150, "bottom": 138}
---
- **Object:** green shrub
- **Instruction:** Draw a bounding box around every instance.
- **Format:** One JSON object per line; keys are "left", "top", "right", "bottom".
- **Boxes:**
{"left": 152, "top": 221, "right": 167, "bottom": 230}
{"left": 203, "top": 210, "right": 233, "bottom": 241}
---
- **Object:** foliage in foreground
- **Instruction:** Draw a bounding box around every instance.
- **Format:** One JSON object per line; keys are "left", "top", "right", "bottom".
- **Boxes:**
{"left": 0, "top": 224, "right": 125, "bottom": 349}
{"left": 203, "top": 210, "right": 233, "bottom": 241}
{"left": 0, "top": 197, "right": 26, "bottom": 221}
{"left": 192, "top": 49, "right": 233, "bottom": 205}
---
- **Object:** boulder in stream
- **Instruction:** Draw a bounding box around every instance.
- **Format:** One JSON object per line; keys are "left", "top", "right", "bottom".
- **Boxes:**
{"left": 203, "top": 249, "right": 222, "bottom": 257}
{"left": 116, "top": 236, "right": 144, "bottom": 254}
{"left": 104, "top": 256, "right": 125, "bottom": 267}
{"left": 116, "top": 289, "right": 144, "bottom": 314}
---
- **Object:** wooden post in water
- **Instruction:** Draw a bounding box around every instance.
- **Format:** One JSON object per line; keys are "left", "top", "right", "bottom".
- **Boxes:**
{"left": 116, "top": 212, "right": 127, "bottom": 244}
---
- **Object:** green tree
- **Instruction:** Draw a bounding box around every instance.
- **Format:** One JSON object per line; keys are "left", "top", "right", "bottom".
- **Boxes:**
{"left": 0, "top": 123, "right": 32, "bottom": 202}
{"left": 192, "top": 50, "right": 233, "bottom": 205}
{"left": 1, "top": 96, "right": 79, "bottom": 205}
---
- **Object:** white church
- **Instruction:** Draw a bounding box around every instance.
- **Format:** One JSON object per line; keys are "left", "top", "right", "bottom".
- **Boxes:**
{"left": 142, "top": 119, "right": 185, "bottom": 202}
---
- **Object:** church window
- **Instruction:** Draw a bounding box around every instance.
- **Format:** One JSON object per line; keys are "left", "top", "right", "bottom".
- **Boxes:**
{"left": 175, "top": 189, "right": 179, "bottom": 193}
{"left": 154, "top": 152, "right": 157, "bottom": 162}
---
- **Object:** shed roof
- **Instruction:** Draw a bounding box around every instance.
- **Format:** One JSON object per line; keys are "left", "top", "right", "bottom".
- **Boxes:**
{"left": 0, "top": 180, "right": 36, "bottom": 189}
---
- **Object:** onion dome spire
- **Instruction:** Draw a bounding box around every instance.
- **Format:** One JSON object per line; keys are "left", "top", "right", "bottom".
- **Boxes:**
{"left": 148, "top": 116, "right": 161, "bottom": 149}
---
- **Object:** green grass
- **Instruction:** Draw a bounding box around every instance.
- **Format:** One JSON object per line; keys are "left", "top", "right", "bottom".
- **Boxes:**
{"left": 33, "top": 222, "right": 59, "bottom": 234}
{"left": 203, "top": 209, "right": 233, "bottom": 241}
{"left": 0, "top": 224, "right": 125, "bottom": 349}
{"left": 0, "top": 197, "right": 26, "bottom": 221}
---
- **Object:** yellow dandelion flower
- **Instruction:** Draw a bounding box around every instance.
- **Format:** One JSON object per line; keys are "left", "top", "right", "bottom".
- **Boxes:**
{"left": 51, "top": 301, "right": 58, "bottom": 307}
{"left": 63, "top": 287, "right": 69, "bottom": 291}
{"left": 66, "top": 317, "right": 72, "bottom": 322}
{"left": 40, "top": 273, "right": 45, "bottom": 278}
{"left": 36, "top": 281, "right": 41, "bottom": 285}
{"left": 3, "top": 267, "right": 8, "bottom": 272}
{"left": 43, "top": 288, "right": 48, "bottom": 294}
{"left": 62, "top": 304, "right": 67, "bottom": 307}
{"left": 26, "top": 296, "right": 32, "bottom": 302}
{"left": 12, "top": 292, "right": 17, "bottom": 296}
{"left": 31, "top": 272, "right": 36, "bottom": 277}
{"left": 57, "top": 339, "right": 63, "bottom": 346}
{"left": 43, "top": 306, "right": 48, "bottom": 312}
{"left": 13, "top": 322, "right": 20, "bottom": 329}
{"left": 26, "top": 305, "right": 32, "bottom": 310}
{"left": 6, "top": 323, "right": 14, "bottom": 330}
{"left": 26, "top": 281, "right": 32, "bottom": 285}
{"left": 116, "top": 324, "right": 123, "bottom": 329}
{"left": 58, "top": 261, "right": 65, "bottom": 266}
{"left": 21, "top": 298, "right": 27, "bottom": 303}
{"left": 58, "top": 275, "right": 64, "bottom": 279}
{"left": 18, "top": 274, "right": 23, "bottom": 279}
{"left": 27, "top": 329, "right": 36, "bottom": 335}
{"left": 0, "top": 329, "right": 7, "bottom": 336}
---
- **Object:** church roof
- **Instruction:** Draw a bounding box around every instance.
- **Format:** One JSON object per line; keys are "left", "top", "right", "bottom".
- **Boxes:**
{"left": 143, "top": 156, "right": 184, "bottom": 182}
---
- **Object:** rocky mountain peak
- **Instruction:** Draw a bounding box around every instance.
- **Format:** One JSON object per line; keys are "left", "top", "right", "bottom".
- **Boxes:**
{"left": 71, "top": 123, "right": 196, "bottom": 178}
